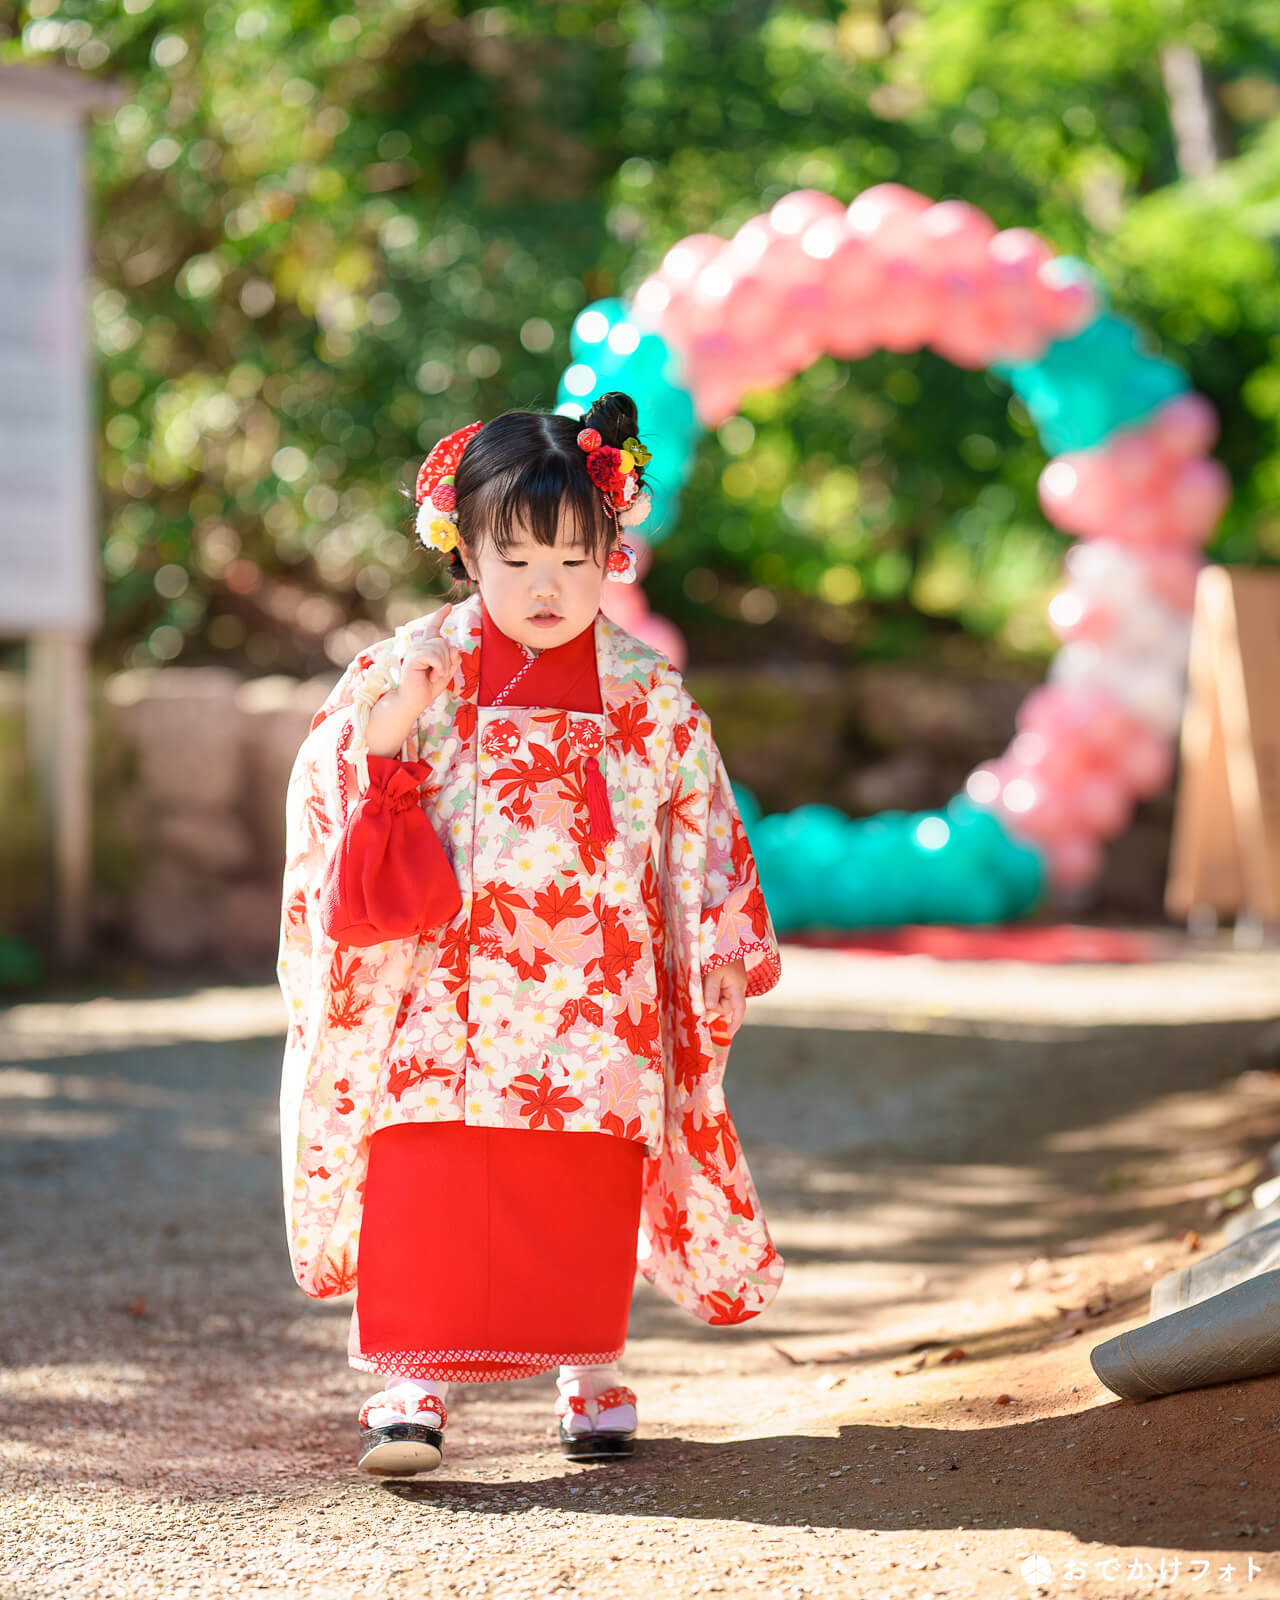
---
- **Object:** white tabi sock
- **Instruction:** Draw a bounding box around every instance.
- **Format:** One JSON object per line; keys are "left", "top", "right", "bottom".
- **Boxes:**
{"left": 555, "top": 1363, "right": 635, "bottom": 1434}
{"left": 360, "top": 1375, "right": 450, "bottom": 1432}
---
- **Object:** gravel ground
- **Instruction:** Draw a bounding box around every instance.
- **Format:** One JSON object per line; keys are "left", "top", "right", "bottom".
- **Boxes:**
{"left": 3, "top": 936, "right": 1280, "bottom": 1600}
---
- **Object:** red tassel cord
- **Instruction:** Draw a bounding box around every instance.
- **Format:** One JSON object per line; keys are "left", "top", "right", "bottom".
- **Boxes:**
{"left": 583, "top": 751, "right": 616, "bottom": 841}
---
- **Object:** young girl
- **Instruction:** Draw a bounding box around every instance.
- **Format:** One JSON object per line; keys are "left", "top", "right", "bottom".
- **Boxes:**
{"left": 277, "top": 391, "right": 784, "bottom": 1476}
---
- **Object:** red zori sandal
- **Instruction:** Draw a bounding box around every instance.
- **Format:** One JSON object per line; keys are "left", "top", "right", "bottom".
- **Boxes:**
{"left": 556, "top": 1385, "right": 638, "bottom": 1460}
{"left": 356, "top": 1387, "right": 447, "bottom": 1476}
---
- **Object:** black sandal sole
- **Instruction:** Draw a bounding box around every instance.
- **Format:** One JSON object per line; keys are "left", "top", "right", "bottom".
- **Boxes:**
{"left": 559, "top": 1427, "right": 637, "bottom": 1460}
{"left": 357, "top": 1421, "right": 444, "bottom": 1475}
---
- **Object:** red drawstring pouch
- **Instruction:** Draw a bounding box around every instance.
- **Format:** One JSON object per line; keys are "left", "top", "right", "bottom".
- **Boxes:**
{"left": 319, "top": 754, "right": 462, "bottom": 947}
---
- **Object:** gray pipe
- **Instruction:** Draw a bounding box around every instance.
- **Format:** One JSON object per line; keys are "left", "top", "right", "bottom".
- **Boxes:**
{"left": 1090, "top": 1269, "right": 1280, "bottom": 1400}
{"left": 1149, "top": 1218, "right": 1280, "bottom": 1317}
{"left": 1224, "top": 1195, "right": 1280, "bottom": 1244}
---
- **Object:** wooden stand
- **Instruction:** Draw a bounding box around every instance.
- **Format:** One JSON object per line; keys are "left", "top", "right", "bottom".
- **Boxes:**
{"left": 1165, "top": 567, "right": 1280, "bottom": 938}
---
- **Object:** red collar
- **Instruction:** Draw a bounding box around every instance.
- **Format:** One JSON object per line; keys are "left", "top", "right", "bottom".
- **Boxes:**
{"left": 478, "top": 595, "right": 602, "bottom": 711}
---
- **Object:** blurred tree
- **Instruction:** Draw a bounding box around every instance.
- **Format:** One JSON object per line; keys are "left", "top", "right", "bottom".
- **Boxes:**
{"left": 2, "top": 0, "right": 1277, "bottom": 677}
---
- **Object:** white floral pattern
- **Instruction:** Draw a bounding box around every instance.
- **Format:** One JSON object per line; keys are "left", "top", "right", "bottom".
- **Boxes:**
{"left": 277, "top": 592, "right": 784, "bottom": 1325}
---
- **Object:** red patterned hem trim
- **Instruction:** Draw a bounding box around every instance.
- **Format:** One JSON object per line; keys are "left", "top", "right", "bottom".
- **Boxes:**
{"left": 350, "top": 1345, "right": 625, "bottom": 1383}
{"left": 705, "top": 939, "right": 781, "bottom": 997}
{"left": 336, "top": 718, "right": 354, "bottom": 825}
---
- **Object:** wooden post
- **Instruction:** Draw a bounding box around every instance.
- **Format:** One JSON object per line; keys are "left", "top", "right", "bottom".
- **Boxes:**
{"left": 0, "top": 64, "right": 121, "bottom": 972}
{"left": 1166, "top": 567, "right": 1280, "bottom": 931}
{"left": 25, "top": 632, "right": 93, "bottom": 965}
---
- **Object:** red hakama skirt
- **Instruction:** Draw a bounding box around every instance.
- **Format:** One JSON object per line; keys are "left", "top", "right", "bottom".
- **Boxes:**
{"left": 348, "top": 1120, "right": 646, "bottom": 1382}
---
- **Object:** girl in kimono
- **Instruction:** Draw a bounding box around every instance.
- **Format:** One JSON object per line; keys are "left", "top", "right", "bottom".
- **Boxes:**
{"left": 277, "top": 391, "right": 784, "bottom": 1476}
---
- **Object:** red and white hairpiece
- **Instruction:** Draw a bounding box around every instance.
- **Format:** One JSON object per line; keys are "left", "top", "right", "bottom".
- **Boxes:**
{"left": 414, "top": 418, "right": 484, "bottom": 554}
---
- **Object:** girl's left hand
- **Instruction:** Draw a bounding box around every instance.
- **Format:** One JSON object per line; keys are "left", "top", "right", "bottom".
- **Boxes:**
{"left": 703, "top": 957, "right": 747, "bottom": 1054}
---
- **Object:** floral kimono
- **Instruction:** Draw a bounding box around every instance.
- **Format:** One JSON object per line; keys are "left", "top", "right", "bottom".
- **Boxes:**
{"left": 277, "top": 588, "right": 784, "bottom": 1334}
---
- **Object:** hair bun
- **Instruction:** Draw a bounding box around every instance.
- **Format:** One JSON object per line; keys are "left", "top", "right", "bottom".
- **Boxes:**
{"left": 582, "top": 391, "right": 640, "bottom": 452}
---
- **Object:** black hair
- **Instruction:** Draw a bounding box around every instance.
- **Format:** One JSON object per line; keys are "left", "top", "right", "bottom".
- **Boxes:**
{"left": 413, "top": 392, "right": 647, "bottom": 590}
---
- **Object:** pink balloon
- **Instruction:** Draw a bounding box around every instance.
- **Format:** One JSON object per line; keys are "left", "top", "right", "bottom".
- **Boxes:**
{"left": 770, "top": 189, "right": 845, "bottom": 238}
{"left": 1150, "top": 393, "right": 1219, "bottom": 462}
{"left": 723, "top": 216, "right": 775, "bottom": 266}
{"left": 755, "top": 234, "right": 820, "bottom": 293}
{"left": 1140, "top": 548, "right": 1203, "bottom": 614}
{"left": 877, "top": 259, "right": 942, "bottom": 350}
{"left": 1073, "top": 691, "right": 1138, "bottom": 760}
{"left": 1106, "top": 430, "right": 1164, "bottom": 490}
{"left": 919, "top": 200, "right": 997, "bottom": 274}
{"left": 1073, "top": 773, "right": 1132, "bottom": 836}
{"left": 846, "top": 190, "right": 930, "bottom": 261}
{"left": 764, "top": 283, "right": 828, "bottom": 372}
{"left": 850, "top": 182, "right": 933, "bottom": 218}
{"left": 683, "top": 331, "right": 748, "bottom": 425}
{"left": 986, "top": 301, "right": 1050, "bottom": 364}
{"left": 1034, "top": 258, "right": 1098, "bottom": 337}
{"left": 930, "top": 269, "right": 1005, "bottom": 368}
{"left": 630, "top": 272, "right": 674, "bottom": 332}
{"left": 1007, "top": 729, "right": 1096, "bottom": 788}
{"left": 1047, "top": 586, "right": 1114, "bottom": 644}
{"left": 1114, "top": 727, "right": 1175, "bottom": 799}
{"left": 646, "top": 281, "right": 702, "bottom": 347}
{"left": 1018, "top": 685, "right": 1135, "bottom": 768}
{"left": 1168, "top": 457, "right": 1231, "bottom": 543}
{"left": 629, "top": 614, "right": 687, "bottom": 670}
{"left": 659, "top": 233, "right": 727, "bottom": 288}
{"left": 600, "top": 580, "right": 648, "bottom": 628}
{"left": 987, "top": 227, "right": 1055, "bottom": 278}
{"left": 1107, "top": 490, "right": 1169, "bottom": 546}
{"left": 1015, "top": 683, "right": 1078, "bottom": 739}
{"left": 692, "top": 379, "right": 744, "bottom": 429}
{"left": 824, "top": 317, "right": 878, "bottom": 363}
{"left": 985, "top": 229, "right": 1055, "bottom": 360}
{"left": 964, "top": 759, "right": 1013, "bottom": 808}
{"left": 1038, "top": 452, "right": 1112, "bottom": 535}
{"left": 1046, "top": 834, "right": 1104, "bottom": 892}
{"left": 805, "top": 220, "right": 882, "bottom": 302}
{"left": 998, "top": 776, "right": 1075, "bottom": 845}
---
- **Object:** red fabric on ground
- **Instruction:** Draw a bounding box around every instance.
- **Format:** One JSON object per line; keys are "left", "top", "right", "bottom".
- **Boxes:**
{"left": 351, "top": 1120, "right": 646, "bottom": 1381}
{"left": 784, "top": 924, "right": 1161, "bottom": 964}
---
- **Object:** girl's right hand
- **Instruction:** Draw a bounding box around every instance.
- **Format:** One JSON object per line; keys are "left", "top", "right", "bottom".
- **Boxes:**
{"left": 395, "top": 602, "right": 458, "bottom": 714}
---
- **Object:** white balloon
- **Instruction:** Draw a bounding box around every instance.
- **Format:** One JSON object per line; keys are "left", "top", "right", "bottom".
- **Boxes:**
{"left": 1112, "top": 593, "right": 1191, "bottom": 660}
{"left": 1048, "top": 640, "right": 1105, "bottom": 689}
{"left": 1106, "top": 662, "right": 1186, "bottom": 736}
{"left": 1065, "top": 541, "right": 1144, "bottom": 605}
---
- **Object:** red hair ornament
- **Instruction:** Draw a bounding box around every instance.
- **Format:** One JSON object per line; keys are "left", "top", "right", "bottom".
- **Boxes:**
{"left": 415, "top": 418, "right": 484, "bottom": 554}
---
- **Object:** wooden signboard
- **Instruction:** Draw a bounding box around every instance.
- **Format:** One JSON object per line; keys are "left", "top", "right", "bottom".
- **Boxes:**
{"left": 0, "top": 63, "right": 122, "bottom": 967}
{"left": 1166, "top": 566, "right": 1280, "bottom": 925}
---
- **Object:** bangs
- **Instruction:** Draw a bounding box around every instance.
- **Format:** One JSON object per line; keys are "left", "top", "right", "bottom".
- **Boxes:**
{"left": 468, "top": 454, "right": 612, "bottom": 562}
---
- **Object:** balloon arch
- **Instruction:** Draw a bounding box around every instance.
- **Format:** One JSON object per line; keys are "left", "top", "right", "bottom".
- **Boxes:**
{"left": 555, "top": 186, "right": 1229, "bottom": 933}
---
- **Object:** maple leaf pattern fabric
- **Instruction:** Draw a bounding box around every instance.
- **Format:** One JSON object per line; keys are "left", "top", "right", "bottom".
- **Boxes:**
{"left": 634, "top": 695, "right": 785, "bottom": 1324}
{"left": 276, "top": 592, "right": 784, "bottom": 1327}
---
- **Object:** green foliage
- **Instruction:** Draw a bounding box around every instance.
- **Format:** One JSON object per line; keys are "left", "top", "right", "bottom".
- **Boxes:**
{"left": 4, "top": 0, "right": 1279, "bottom": 675}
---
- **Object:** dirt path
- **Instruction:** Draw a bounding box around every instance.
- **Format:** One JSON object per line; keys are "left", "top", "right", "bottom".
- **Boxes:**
{"left": 3, "top": 939, "right": 1280, "bottom": 1600}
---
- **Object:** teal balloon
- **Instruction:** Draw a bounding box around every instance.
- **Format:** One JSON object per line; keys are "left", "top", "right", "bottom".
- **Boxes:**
{"left": 943, "top": 792, "right": 1047, "bottom": 915}
{"left": 943, "top": 795, "right": 1008, "bottom": 857}
{"left": 625, "top": 331, "right": 676, "bottom": 387}
{"left": 731, "top": 781, "right": 762, "bottom": 833}
{"left": 822, "top": 821, "right": 912, "bottom": 927}
{"left": 995, "top": 312, "right": 1189, "bottom": 452}
{"left": 990, "top": 833, "right": 1048, "bottom": 916}
{"left": 556, "top": 368, "right": 599, "bottom": 410}
{"left": 569, "top": 298, "right": 628, "bottom": 359}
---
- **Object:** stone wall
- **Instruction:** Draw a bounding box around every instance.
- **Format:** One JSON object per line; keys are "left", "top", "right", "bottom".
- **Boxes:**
{"left": 0, "top": 657, "right": 1177, "bottom": 978}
